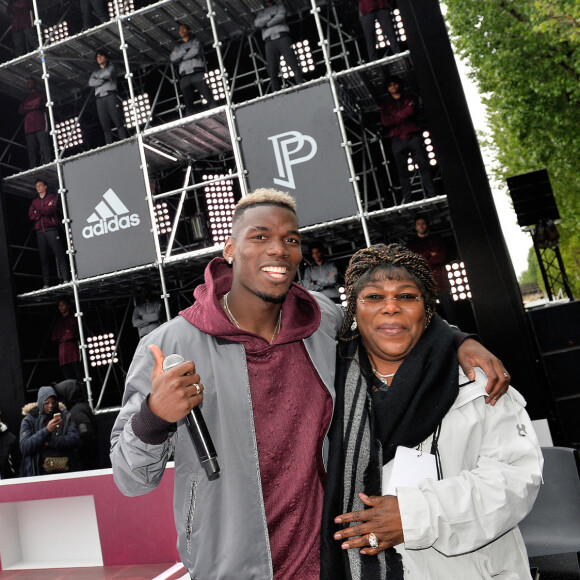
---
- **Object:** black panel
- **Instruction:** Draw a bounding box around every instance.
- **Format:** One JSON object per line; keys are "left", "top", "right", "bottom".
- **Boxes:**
{"left": 507, "top": 169, "right": 560, "bottom": 227}
{"left": 528, "top": 301, "right": 580, "bottom": 353}
{"left": 0, "top": 180, "right": 25, "bottom": 431}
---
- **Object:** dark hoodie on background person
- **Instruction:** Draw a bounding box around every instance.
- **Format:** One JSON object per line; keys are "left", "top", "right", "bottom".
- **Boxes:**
{"left": 54, "top": 380, "right": 99, "bottom": 470}
{"left": 19, "top": 385, "right": 80, "bottom": 476}
{"left": 0, "top": 414, "right": 19, "bottom": 479}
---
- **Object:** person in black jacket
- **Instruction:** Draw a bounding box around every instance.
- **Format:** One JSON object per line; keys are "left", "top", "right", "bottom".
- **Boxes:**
{"left": 19, "top": 386, "right": 80, "bottom": 476}
{"left": 54, "top": 380, "right": 99, "bottom": 470}
{"left": 0, "top": 410, "right": 20, "bottom": 479}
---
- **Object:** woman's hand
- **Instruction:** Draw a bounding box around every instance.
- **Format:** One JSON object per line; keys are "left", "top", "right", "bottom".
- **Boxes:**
{"left": 457, "top": 338, "right": 510, "bottom": 405}
{"left": 47, "top": 416, "right": 61, "bottom": 433}
{"left": 333, "top": 493, "right": 404, "bottom": 555}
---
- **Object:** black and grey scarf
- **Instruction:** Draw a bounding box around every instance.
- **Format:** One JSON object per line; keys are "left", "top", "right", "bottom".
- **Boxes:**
{"left": 321, "top": 315, "right": 459, "bottom": 580}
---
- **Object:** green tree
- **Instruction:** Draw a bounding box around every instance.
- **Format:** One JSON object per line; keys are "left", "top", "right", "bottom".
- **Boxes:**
{"left": 444, "top": 0, "right": 580, "bottom": 296}
{"left": 518, "top": 247, "right": 539, "bottom": 285}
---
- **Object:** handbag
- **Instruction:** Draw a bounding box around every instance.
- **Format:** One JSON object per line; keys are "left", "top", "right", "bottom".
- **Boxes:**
{"left": 42, "top": 456, "right": 69, "bottom": 474}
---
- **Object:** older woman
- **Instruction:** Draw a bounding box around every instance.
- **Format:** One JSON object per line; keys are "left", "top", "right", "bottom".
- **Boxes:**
{"left": 321, "top": 243, "right": 543, "bottom": 579}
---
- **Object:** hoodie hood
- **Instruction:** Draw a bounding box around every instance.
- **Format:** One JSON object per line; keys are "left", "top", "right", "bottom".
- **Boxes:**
{"left": 179, "top": 257, "right": 321, "bottom": 346}
{"left": 53, "top": 380, "right": 82, "bottom": 407}
{"left": 37, "top": 386, "right": 58, "bottom": 416}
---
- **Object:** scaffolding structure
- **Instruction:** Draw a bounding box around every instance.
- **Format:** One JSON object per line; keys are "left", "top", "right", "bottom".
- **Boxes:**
{"left": 0, "top": 0, "right": 453, "bottom": 412}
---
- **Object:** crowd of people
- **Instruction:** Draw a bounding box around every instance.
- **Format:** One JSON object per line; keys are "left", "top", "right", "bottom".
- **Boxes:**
{"left": 11, "top": 1, "right": 308, "bottom": 165}
{"left": 0, "top": 379, "right": 98, "bottom": 479}
{"left": 11, "top": 2, "right": 429, "bottom": 172}
{"left": 0, "top": 279, "right": 166, "bottom": 479}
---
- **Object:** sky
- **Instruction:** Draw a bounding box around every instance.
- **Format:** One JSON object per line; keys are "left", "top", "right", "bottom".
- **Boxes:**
{"left": 454, "top": 58, "right": 533, "bottom": 277}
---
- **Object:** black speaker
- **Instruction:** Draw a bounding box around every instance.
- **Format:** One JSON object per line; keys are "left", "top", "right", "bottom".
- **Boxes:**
{"left": 506, "top": 169, "right": 560, "bottom": 227}
{"left": 528, "top": 301, "right": 580, "bottom": 353}
{"left": 554, "top": 398, "right": 580, "bottom": 446}
{"left": 528, "top": 301, "right": 580, "bottom": 443}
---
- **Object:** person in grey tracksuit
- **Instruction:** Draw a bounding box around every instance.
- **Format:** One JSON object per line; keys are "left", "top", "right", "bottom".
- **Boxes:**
{"left": 88, "top": 49, "right": 128, "bottom": 145}
{"left": 170, "top": 23, "right": 213, "bottom": 116}
{"left": 254, "top": 0, "right": 303, "bottom": 92}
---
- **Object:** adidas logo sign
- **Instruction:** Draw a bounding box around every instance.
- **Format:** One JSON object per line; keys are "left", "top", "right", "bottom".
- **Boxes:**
{"left": 82, "top": 188, "right": 140, "bottom": 239}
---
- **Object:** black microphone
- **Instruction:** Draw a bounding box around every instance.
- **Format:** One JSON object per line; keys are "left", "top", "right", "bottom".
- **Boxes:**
{"left": 162, "top": 353, "right": 220, "bottom": 478}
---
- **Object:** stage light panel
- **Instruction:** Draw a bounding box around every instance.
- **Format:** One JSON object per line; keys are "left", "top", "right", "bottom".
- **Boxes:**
{"left": 55, "top": 117, "right": 83, "bottom": 150}
{"left": 203, "top": 174, "right": 235, "bottom": 246}
{"left": 154, "top": 202, "right": 172, "bottom": 235}
{"left": 107, "top": 0, "right": 134, "bottom": 18}
{"left": 339, "top": 286, "right": 348, "bottom": 308}
{"left": 123, "top": 93, "right": 151, "bottom": 128}
{"left": 375, "top": 9, "right": 406, "bottom": 50}
{"left": 202, "top": 69, "right": 228, "bottom": 104}
{"left": 424, "top": 131, "right": 438, "bottom": 166}
{"left": 406, "top": 131, "right": 438, "bottom": 172}
{"left": 280, "top": 39, "right": 315, "bottom": 79}
{"left": 86, "top": 333, "right": 118, "bottom": 367}
{"left": 393, "top": 8, "right": 407, "bottom": 42}
{"left": 44, "top": 22, "right": 69, "bottom": 43}
{"left": 446, "top": 261, "right": 472, "bottom": 301}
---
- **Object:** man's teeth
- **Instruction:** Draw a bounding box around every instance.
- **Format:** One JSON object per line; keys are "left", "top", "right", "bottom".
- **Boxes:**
{"left": 262, "top": 267, "right": 287, "bottom": 273}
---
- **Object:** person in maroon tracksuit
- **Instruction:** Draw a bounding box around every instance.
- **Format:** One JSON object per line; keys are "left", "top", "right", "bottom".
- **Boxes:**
{"left": 28, "top": 179, "right": 69, "bottom": 288}
{"left": 7, "top": 0, "right": 36, "bottom": 57}
{"left": 358, "top": 0, "right": 400, "bottom": 61}
{"left": 407, "top": 216, "right": 457, "bottom": 325}
{"left": 51, "top": 297, "right": 83, "bottom": 381}
{"left": 18, "top": 78, "right": 52, "bottom": 168}
{"left": 380, "top": 76, "right": 436, "bottom": 203}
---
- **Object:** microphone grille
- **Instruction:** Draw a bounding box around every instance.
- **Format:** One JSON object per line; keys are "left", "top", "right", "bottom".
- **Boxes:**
{"left": 162, "top": 353, "right": 185, "bottom": 373}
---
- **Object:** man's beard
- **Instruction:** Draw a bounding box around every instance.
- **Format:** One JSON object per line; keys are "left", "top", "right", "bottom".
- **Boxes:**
{"left": 255, "top": 289, "right": 289, "bottom": 305}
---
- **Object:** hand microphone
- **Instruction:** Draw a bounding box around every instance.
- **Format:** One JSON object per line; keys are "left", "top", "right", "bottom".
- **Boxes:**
{"left": 162, "top": 353, "right": 220, "bottom": 478}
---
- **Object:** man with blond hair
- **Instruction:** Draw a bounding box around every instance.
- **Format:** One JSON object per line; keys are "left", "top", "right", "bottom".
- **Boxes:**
{"left": 111, "top": 188, "right": 508, "bottom": 579}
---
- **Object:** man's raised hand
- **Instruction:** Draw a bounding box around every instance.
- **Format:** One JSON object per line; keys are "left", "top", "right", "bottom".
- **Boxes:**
{"left": 148, "top": 344, "right": 204, "bottom": 422}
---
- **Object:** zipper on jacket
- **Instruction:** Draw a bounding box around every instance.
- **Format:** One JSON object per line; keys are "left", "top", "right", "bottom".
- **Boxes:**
{"left": 185, "top": 478, "right": 197, "bottom": 554}
{"left": 303, "top": 335, "right": 336, "bottom": 470}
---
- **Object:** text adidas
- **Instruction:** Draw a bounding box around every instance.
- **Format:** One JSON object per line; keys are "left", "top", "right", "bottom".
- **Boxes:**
{"left": 82, "top": 214, "right": 140, "bottom": 239}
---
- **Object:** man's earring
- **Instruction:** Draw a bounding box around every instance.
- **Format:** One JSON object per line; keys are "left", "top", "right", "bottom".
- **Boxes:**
{"left": 350, "top": 318, "right": 357, "bottom": 331}
{"left": 228, "top": 257, "right": 233, "bottom": 265}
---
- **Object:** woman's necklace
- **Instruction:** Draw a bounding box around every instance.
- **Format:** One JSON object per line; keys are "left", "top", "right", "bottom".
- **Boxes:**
{"left": 223, "top": 292, "right": 282, "bottom": 345}
{"left": 371, "top": 367, "right": 396, "bottom": 387}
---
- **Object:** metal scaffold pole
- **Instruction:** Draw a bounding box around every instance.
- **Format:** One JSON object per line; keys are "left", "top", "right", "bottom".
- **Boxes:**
{"left": 309, "top": 0, "right": 371, "bottom": 247}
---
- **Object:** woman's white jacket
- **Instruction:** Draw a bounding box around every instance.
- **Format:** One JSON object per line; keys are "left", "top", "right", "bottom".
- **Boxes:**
{"left": 391, "top": 367, "right": 543, "bottom": 579}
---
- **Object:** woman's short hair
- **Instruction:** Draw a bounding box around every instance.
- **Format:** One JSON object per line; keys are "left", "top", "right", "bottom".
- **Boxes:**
{"left": 340, "top": 243, "right": 438, "bottom": 340}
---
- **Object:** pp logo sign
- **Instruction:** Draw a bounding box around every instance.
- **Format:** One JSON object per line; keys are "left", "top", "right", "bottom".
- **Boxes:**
{"left": 268, "top": 131, "right": 318, "bottom": 190}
